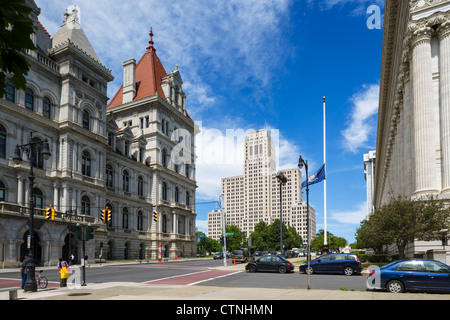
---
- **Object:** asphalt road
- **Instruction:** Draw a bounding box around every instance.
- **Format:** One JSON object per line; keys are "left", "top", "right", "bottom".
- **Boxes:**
{"left": 0, "top": 258, "right": 368, "bottom": 291}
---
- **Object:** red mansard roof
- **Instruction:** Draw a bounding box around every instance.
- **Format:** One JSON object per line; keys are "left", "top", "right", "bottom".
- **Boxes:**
{"left": 107, "top": 28, "right": 168, "bottom": 109}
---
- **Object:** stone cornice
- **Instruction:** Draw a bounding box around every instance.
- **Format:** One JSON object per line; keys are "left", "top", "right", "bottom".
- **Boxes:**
{"left": 411, "top": 0, "right": 448, "bottom": 12}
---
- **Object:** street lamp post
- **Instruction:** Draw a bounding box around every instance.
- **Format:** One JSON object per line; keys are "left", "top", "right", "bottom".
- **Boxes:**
{"left": 298, "top": 155, "right": 310, "bottom": 290}
{"left": 276, "top": 172, "right": 287, "bottom": 256}
{"left": 13, "top": 132, "right": 51, "bottom": 292}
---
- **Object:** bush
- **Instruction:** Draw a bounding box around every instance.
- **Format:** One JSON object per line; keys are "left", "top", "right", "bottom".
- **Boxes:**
{"left": 358, "top": 254, "right": 398, "bottom": 263}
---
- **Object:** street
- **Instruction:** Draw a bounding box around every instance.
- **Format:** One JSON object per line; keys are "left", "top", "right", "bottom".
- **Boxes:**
{"left": 0, "top": 258, "right": 367, "bottom": 292}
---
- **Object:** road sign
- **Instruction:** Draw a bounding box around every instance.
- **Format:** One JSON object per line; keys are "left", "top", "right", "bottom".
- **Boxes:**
{"left": 226, "top": 233, "right": 234, "bottom": 236}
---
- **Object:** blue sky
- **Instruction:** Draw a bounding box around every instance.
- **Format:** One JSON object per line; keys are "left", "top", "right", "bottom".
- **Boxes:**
{"left": 36, "top": 0, "right": 384, "bottom": 244}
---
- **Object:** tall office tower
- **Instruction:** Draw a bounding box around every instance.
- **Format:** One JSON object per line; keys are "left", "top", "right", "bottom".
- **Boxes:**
{"left": 208, "top": 129, "right": 316, "bottom": 247}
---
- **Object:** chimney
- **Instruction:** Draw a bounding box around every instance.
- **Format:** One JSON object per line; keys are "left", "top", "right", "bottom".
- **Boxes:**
{"left": 123, "top": 59, "right": 136, "bottom": 103}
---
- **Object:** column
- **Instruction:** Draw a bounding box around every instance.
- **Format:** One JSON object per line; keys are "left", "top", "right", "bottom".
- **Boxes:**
{"left": 438, "top": 22, "right": 450, "bottom": 193}
{"left": 17, "top": 176, "right": 24, "bottom": 206}
{"left": 410, "top": 26, "right": 439, "bottom": 195}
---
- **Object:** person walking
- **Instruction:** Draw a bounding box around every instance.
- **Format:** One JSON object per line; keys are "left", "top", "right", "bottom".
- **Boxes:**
{"left": 57, "top": 258, "right": 70, "bottom": 287}
{"left": 20, "top": 254, "right": 29, "bottom": 289}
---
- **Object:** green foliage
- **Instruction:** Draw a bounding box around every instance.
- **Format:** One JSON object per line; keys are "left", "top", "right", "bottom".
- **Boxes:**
{"left": 355, "top": 195, "right": 450, "bottom": 259}
{"left": 0, "top": 0, "right": 36, "bottom": 96}
{"left": 196, "top": 231, "right": 221, "bottom": 255}
{"left": 250, "top": 219, "right": 303, "bottom": 251}
{"left": 310, "top": 229, "right": 347, "bottom": 252}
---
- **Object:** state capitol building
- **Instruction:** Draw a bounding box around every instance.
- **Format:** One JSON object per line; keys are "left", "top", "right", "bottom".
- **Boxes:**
{"left": 0, "top": 1, "right": 197, "bottom": 267}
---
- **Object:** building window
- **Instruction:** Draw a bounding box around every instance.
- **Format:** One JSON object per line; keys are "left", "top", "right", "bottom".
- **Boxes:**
{"left": 33, "top": 188, "right": 44, "bottom": 209}
{"left": 137, "top": 211, "right": 143, "bottom": 231}
{"left": 162, "top": 149, "right": 167, "bottom": 167}
{"left": 106, "top": 164, "right": 113, "bottom": 188}
{"left": 122, "top": 207, "right": 129, "bottom": 229}
{"left": 138, "top": 175, "right": 144, "bottom": 197}
{"left": 139, "top": 148, "right": 144, "bottom": 163}
{"left": 43, "top": 97, "right": 51, "bottom": 119}
{"left": 81, "top": 195, "right": 91, "bottom": 215}
{"left": 0, "top": 180, "right": 6, "bottom": 201}
{"left": 162, "top": 182, "right": 168, "bottom": 200}
{"left": 175, "top": 187, "right": 179, "bottom": 203}
{"left": 25, "top": 88, "right": 34, "bottom": 111}
{"left": 0, "top": 124, "right": 6, "bottom": 158}
{"left": 162, "top": 214, "right": 167, "bottom": 233}
{"left": 5, "top": 79, "right": 15, "bottom": 103}
{"left": 124, "top": 141, "right": 129, "bottom": 157}
{"left": 108, "top": 132, "right": 113, "bottom": 149}
{"left": 186, "top": 191, "right": 190, "bottom": 206}
{"left": 82, "top": 110, "right": 90, "bottom": 130}
{"left": 122, "top": 170, "right": 129, "bottom": 192}
{"left": 81, "top": 150, "right": 91, "bottom": 176}
{"left": 32, "top": 137, "right": 44, "bottom": 169}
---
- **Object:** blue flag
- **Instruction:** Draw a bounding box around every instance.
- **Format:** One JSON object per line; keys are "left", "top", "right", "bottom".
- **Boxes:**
{"left": 301, "top": 164, "right": 326, "bottom": 189}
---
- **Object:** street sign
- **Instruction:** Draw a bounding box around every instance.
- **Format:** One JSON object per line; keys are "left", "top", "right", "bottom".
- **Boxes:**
{"left": 226, "top": 233, "right": 234, "bottom": 236}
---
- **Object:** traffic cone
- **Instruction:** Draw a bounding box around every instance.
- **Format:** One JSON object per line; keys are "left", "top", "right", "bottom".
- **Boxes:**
{"left": 233, "top": 257, "right": 236, "bottom": 265}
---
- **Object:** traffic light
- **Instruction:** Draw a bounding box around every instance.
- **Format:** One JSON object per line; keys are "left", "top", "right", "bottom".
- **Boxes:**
{"left": 45, "top": 205, "right": 55, "bottom": 220}
{"left": 86, "top": 225, "right": 94, "bottom": 240}
{"left": 101, "top": 207, "right": 112, "bottom": 223}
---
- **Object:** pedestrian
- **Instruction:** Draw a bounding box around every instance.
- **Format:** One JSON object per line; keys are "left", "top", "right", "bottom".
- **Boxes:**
{"left": 84, "top": 254, "right": 89, "bottom": 267}
{"left": 20, "top": 254, "right": 29, "bottom": 289}
{"left": 57, "top": 258, "right": 70, "bottom": 287}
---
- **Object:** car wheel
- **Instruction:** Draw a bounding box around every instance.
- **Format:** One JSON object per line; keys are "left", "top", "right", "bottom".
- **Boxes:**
{"left": 386, "top": 280, "right": 404, "bottom": 293}
{"left": 248, "top": 265, "right": 257, "bottom": 273}
{"left": 343, "top": 267, "right": 354, "bottom": 276}
{"left": 278, "top": 266, "right": 287, "bottom": 274}
{"left": 305, "top": 266, "right": 314, "bottom": 275}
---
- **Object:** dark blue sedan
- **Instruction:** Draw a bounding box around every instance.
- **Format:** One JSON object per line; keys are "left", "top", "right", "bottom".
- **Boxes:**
{"left": 367, "top": 260, "right": 450, "bottom": 293}
{"left": 299, "top": 253, "right": 362, "bottom": 276}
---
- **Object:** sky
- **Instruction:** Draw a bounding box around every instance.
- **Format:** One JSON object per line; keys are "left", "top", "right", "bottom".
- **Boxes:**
{"left": 35, "top": 0, "right": 385, "bottom": 244}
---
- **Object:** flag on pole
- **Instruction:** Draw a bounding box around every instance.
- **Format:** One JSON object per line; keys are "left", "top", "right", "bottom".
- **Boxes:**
{"left": 301, "top": 164, "right": 326, "bottom": 189}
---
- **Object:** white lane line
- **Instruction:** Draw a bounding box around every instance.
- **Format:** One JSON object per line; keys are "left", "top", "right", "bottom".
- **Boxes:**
{"left": 187, "top": 271, "right": 242, "bottom": 286}
{"left": 142, "top": 269, "right": 210, "bottom": 284}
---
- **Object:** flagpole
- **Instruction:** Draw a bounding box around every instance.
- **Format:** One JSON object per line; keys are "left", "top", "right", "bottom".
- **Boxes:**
{"left": 323, "top": 96, "right": 328, "bottom": 253}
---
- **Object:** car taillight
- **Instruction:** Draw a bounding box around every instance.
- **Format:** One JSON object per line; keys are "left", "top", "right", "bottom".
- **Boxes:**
{"left": 242, "top": 255, "right": 244, "bottom": 259}
{"left": 355, "top": 256, "right": 360, "bottom": 262}
{"left": 369, "top": 269, "right": 375, "bottom": 276}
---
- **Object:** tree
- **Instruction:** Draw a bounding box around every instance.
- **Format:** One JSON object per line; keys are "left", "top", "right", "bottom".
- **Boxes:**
{"left": 0, "top": 0, "right": 36, "bottom": 97}
{"left": 249, "top": 219, "right": 303, "bottom": 252}
{"left": 311, "top": 230, "right": 347, "bottom": 252}
{"left": 224, "top": 225, "right": 246, "bottom": 251}
{"left": 196, "top": 231, "right": 220, "bottom": 255}
{"left": 358, "top": 195, "right": 450, "bottom": 259}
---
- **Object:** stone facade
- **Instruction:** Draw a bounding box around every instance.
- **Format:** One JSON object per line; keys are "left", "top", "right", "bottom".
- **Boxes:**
{"left": 374, "top": 0, "right": 450, "bottom": 257}
{"left": 0, "top": 1, "right": 197, "bottom": 267}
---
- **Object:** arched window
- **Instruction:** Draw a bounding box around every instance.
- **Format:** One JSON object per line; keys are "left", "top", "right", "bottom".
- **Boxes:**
{"left": 33, "top": 188, "right": 43, "bottom": 209}
{"left": 82, "top": 110, "right": 90, "bottom": 130}
{"left": 5, "top": 78, "right": 15, "bottom": 103}
{"left": 122, "top": 170, "right": 129, "bottom": 192}
{"left": 106, "top": 164, "right": 113, "bottom": 188}
{"left": 81, "top": 150, "right": 91, "bottom": 176}
{"left": 137, "top": 175, "right": 144, "bottom": 197}
{"left": 43, "top": 97, "right": 51, "bottom": 119}
{"left": 175, "top": 187, "right": 179, "bottom": 203}
{"left": 0, "top": 180, "right": 6, "bottom": 201}
{"left": 0, "top": 124, "right": 6, "bottom": 158}
{"left": 81, "top": 195, "right": 91, "bottom": 215}
{"left": 137, "top": 210, "right": 143, "bottom": 231}
{"left": 122, "top": 207, "right": 129, "bottom": 229}
{"left": 25, "top": 88, "right": 34, "bottom": 111}
{"left": 162, "top": 182, "right": 168, "bottom": 201}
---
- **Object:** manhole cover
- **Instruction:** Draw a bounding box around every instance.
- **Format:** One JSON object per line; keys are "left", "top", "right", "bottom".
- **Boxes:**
{"left": 67, "top": 292, "right": 92, "bottom": 296}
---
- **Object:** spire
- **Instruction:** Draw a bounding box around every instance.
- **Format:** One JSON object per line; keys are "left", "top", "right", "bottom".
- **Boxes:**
{"left": 147, "top": 27, "right": 156, "bottom": 52}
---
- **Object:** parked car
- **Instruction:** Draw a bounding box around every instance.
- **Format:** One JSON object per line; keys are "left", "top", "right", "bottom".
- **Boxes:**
{"left": 367, "top": 259, "right": 450, "bottom": 293}
{"left": 213, "top": 252, "right": 224, "bottom": 260}
{"left": 245, "top": 255, "right": 294, "bottom": 274}
{"left": 299, "top": 253, "right": 362, "bottom": 276}
{"left": 231, "top": 249, "right": 253, "bottom": 263}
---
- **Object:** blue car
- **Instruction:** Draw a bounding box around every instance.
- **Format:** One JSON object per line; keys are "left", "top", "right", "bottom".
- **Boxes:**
{"left": 367, "top": 260, "right": 450, "bottom": 293}
{"left": 299, "top": 253, "right": 362, "bottom": 276}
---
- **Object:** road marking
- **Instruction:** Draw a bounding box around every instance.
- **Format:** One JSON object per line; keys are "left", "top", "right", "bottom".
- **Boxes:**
{"left": 143, "top": 270, "right": 241, "bottom": 286}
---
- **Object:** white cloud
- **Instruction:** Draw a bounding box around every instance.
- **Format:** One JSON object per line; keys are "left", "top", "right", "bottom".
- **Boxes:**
{"left": 35, "top": 0, "right": 292, "bottom": 116}
{"left": 341, "top": 83, "right": 379, "bottom": 153}
{"left": 329, "top": 202, "right": 367, "bottom": 225}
